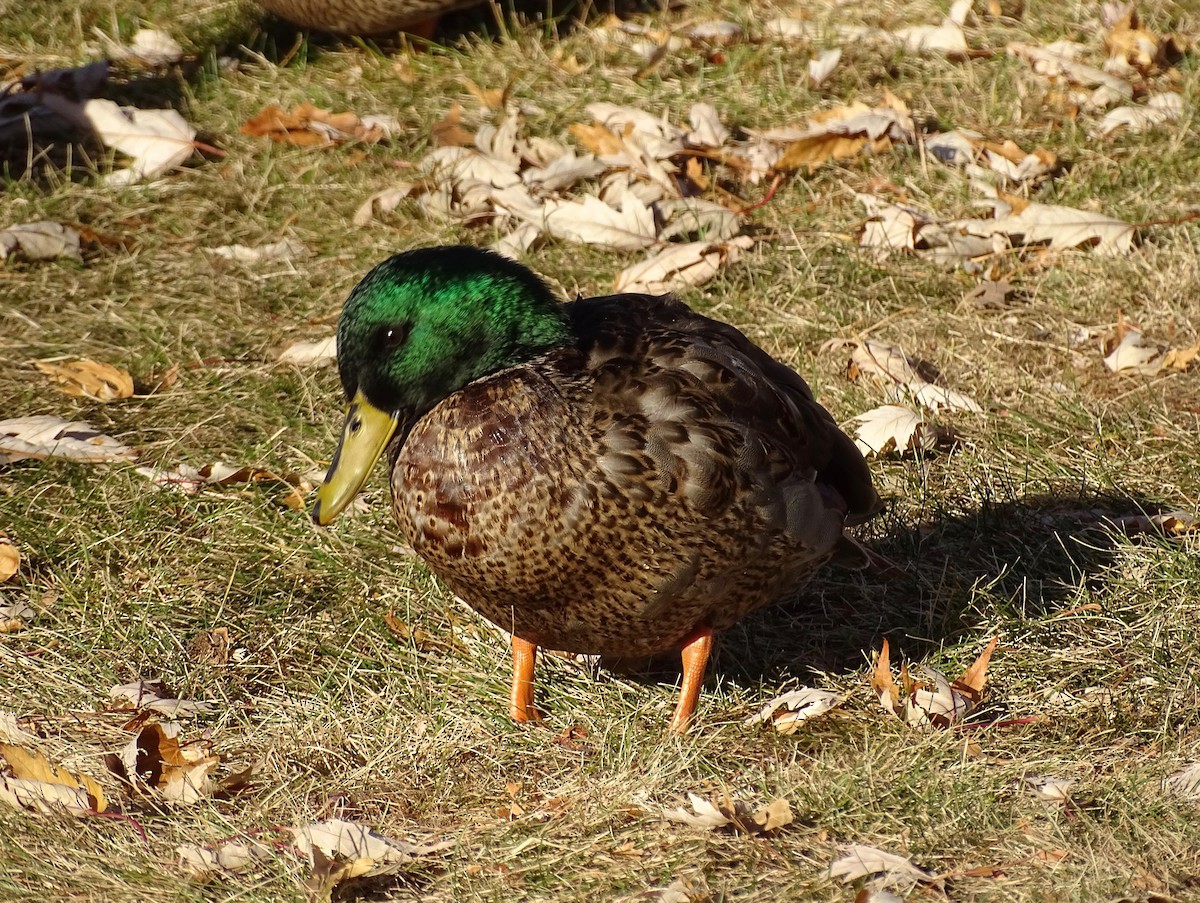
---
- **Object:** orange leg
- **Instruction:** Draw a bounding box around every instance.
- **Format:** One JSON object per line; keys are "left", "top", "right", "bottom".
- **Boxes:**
{"left": 667, "top": 627, "right": 714, "bottom": 734}
{"left": 509, "top": 635, "right": 538, "bottom": 723}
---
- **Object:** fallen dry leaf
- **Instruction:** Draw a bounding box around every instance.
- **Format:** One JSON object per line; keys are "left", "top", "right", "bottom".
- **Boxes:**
{"left": 0, "top": 221, "right": 82, "bottom": 262}
{"left": 772, "top": 94, "right": 915, "bottom": 174}
{"left": 110, "top": 679, "right": 214, "bottom": 717}
{"left": 829, "top": 843, "right": 937, "bottom": 886}
{"left": 1163, "top": 763, "right": 1200, "bottom": 801}
{"left": 871, "top": 638, "right": 900, "bottom": 715}
{"left": 744, "top": 687, "right": 843, "bottom": 733}
{"left": 84, "top": 99, "right": 197, "bottom": 185}
{"left": 1024, "top": 775, "right": 1074, "bottom": 804}
{"left": 278, "top": 335, "right": 337, "bottom": 365}
{"left": 135, "top": 461, "right": 314, "bottom": 510}
{"left": 178, "top": 840, "right": 270, "bottom": 877}
{"left": 1096, "top": 92, "right": 1184, "bottom": 137}
{"left": 431, "top": 103, "right": 475, "bottom": 147}
{"left": 292, "top": 818, "right": 454, "bottom": 865}
{"left": 852, "top": 404, "right": 930, "bottom": 457}
{"left": 207, "top": 237, "right": 310, "bottom": 264}
{"left": 0, "top": 415, "right": 136, "bottom": 464}
{"left": 241, "top": 103, "right": 395, "bottom": 146}
{"left": 808, "top": 48, "right": 842, "bottom": 87}
{"left": 663, "top": 793, "right": 793, "bottom": 835}
{"left": 108, "top": 722, "right": 219, "bottom": 805}
{"left": 34, "top": 358, "right": 134, "bottom": 402}
{"left": 614, "top": 237, "right": 753, "bottom": 294}
{"left": 0, "top": 742, "right": 107, "bottom": 815}
{"left": 100, "top": 27, "right": 184, "bottom": 66}
{"left": 872, "top": 637, "right": 998, "bottom": 728}
{"left": 0, "top": 535, "right": 18, "bottom": 582}
{"left": 1103, "top": 511, "right": 1198, "bottom": 537}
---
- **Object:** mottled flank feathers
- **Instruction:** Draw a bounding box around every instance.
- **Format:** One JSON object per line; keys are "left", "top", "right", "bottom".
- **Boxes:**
{"left": 391, "top": 292, "right": 882, "bottom": 657}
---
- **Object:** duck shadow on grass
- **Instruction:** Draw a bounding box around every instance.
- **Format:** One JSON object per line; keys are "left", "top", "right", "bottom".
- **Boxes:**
{"left": 607, "top": 490, "right": 1162, "bottom": 691}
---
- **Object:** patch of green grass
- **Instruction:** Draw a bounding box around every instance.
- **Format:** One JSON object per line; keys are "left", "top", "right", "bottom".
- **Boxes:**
{"left": 3, "top": 0, "right": 1200, "bottom": 900}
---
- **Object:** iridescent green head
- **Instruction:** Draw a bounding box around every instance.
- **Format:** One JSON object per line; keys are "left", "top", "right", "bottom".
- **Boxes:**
{"left": 313, "top": 246, "right": 571, "bottom": 525}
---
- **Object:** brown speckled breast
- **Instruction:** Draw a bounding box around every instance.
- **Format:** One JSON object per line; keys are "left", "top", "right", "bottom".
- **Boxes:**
{"left": 389, "top": 294, "right": 882, "bottom": 658}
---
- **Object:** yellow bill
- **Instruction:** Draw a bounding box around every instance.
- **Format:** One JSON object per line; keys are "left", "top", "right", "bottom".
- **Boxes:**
{"left": 312, "top": 389, "right": 398, "bottom": 526}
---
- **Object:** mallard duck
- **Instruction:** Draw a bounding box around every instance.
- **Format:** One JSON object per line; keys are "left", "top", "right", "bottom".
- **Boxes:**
{"left": 313, "top": 246, "right": 882, "bottom": 732}
{"left": 255, "top": 0, "right": 477, "bottom": 35}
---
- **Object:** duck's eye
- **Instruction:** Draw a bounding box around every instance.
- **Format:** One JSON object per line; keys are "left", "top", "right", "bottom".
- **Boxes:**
{"left": 377, "top": 323, "right": 411, "bottom": 352}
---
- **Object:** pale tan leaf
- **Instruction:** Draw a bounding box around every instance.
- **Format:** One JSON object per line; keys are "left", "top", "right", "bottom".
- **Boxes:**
{"left": 892, "top": 18, "right": 968, "bottom": 57}
{"left": 664, "top": 793, "right": 792, "bottom": 835}
{"left": 0, "top": 774, "right": 92, "bottom": 815}
{"left": 829, "top": 843, "right": 936, "bottom": 885}
{"left": 0, "top": 415, "right": 137, "bottom": 464}
{"left": 34, "top": 359, "right": 134, "bottom": 402}
{"left": 684, "top": 103, "right": 728, "bottom": 148}
{"left": 177, "top": 841, "right": 269, "bottom": 876}
{"left": 905, "top": 667, "right": 973, "bottom": 728}
{"left": 0, "top": 221, "right": 82, "bottom": 262}
{"left": 871, "top": 638, "right": 900, "bottom": 715}
{"left": 353, "top": 184, "right": 415, "bottom": 226}
{"left": 521, "top": 150, "right": 606, "bottom": 194}
{"left": 1163, "top": 763, "right": 1200, "bottom": 800}
{"left": 1104, "top": 511, "right": 1198, "bottom": 536}
{"left": 1007, "top": 42, "right": 1133, "bottom": 100}
{"left": 808, "top": 48, "right": 842, "bottom": 87}
{"left": 664, "top": 792, "right": 731, "bottom": 829}
{"left": 292, "top": 818, "right": 454, "bottom": 865}
{"left": 1104, "top": 329, "right": 1164, "bottom": 373}
{"left": 489, "top": 222, "right": 541, "bottom": 260}
{"left": 0, "top": 713, "right": 36, "bottom": 743}
{"left": 103, "top": 27, "right": 184, "bottom": 66}
{"left": 752, "top": 797, "right": 793, "bottom": 832}
{"left": 852, "top": 404, "right": 928, "bottom": 457}
{"left": 0, "top": 536, "right": 18, "bottom": 582}
{"left": 277, "top": 335, "right": 337, "bottom": 365}
{"left": 84, "top": 99, "right": 197, "bottom": 184}
{"left": 909, "top": 383, "right": 983, "bottom": 413}
{"left": 1025, "top": 775, "right": 1074, "bottom": 802}
{"left": 614, "top": 237, "right": 752, "bottom": 294}
{"left": 1096, "top": 92, "right": 1183, "bottom": 137}
{"left": 208, "top": 238, "right": 310, "bottom": 263}
{"left": 109, "top": 679, "right": 214, "bottom": 716}
{"left": 744, "top": 687, "right": 843, "bottom": 730}
{"left": 0, "top": 743, "right": 107, "bottom": 813}
{"left": 518, "top": 193, "right": 657, "bottom": 251}
{"left": 824, "top": 337, "right": 921, "bottom": 386}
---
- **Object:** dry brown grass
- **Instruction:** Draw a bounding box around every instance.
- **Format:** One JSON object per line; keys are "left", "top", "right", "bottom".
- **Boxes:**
{"left": 2, "top": 0, "right": 1200, "bottom": 900}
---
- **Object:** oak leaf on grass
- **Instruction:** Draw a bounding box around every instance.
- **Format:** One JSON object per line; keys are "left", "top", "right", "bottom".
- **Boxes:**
{"left": 34, "top": 358, "right": 134, "bottom": 402}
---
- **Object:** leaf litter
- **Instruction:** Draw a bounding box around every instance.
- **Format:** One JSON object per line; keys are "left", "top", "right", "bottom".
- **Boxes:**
{"left": 0, "top": 415, "right": 137, "bottom": 464}
{"left": 744, "top": 687, "right": 844, "bottom": 734}
{"left": 0, "top": 742, "right": 108, "bottom": 816}
{"left": 871, "top": 637, "right": 999, "bottom": 729}
{"left": 663, "top": 792, "right": 793, "bottom": 835}
{"left": 34, "top": 358, "right": 135, "bottom": 402}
